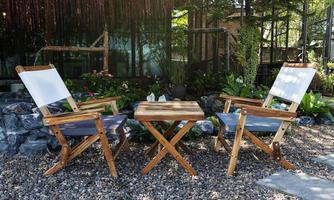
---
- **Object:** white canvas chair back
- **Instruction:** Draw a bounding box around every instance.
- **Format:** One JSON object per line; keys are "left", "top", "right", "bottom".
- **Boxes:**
{"left": 269, "top": 63, "right": 317, "bottom": 104}
{"left": 16, "top": 65, "right": 71, "bottom": 108}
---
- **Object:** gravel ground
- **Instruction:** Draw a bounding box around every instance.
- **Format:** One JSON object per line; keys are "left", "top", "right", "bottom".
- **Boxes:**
{"left": 0, "top": 125, "right": 334, "bottom": 200}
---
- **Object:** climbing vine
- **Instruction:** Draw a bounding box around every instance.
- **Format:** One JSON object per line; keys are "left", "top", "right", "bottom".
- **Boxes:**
{"left": 236, "top": 25, "right": 260, "bottom": 86}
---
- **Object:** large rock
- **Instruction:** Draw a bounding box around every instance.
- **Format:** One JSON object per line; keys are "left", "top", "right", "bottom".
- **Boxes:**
{"left": 125, "top": 119, "right": 145, "bottom": 133}
{"left": 48, "top": 104, "right": 64, "bottom": 114}
{"left": 47, "top": 136, "right": 60, "bottom": 150}
{"left": 32, "top": 104, "right": 63, "bottom": 115}
{"left": 296, "top": 116, "right": 315, "bottom": 126}
{"left": 0, "top": 118, "right": 6, "bottom": 140}
{"left": 18, "top": 113, "right": 43, "bottom": 130}
{"left": 199, "top": 95, "right": 224, "bottom": 115}
{"left": 19, "top": 138, "right": 48, "bottom": 155}
{"left": 2, "top": 102, "right": 34, "bottom": 114}
{"left": 193, "top": 120, "right": 214, "bottom": 135}
{"left": 177, "top": 120, "right": 214, "bottom": 136}
{"left": 19, "top": 129, "right": 51, "bottom": 155}
{"left": 3, "top": 114, "right": 28, "bottom": 135}
{"left": 7, "top": 133, "right": 28, "bottom": 147}
{"left": 0, "top": 141, "right": 9, "bottom": 152}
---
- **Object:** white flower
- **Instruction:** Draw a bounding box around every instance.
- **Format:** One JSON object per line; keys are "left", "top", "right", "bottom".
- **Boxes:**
{"left": 236, "top": 77, "right": 243, "bottom": 84}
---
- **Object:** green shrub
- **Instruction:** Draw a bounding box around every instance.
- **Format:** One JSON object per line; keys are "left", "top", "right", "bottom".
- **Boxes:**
{"left": 65, "top": 71, "right": 166, "bottom": 110}
{"left": 318, "top": 69, "right": 334, "bottom": 94}
{"left": 222, "top": 74, "right": 269, "bottom": 99}
{"left": 299, "top": 91, "right": 334, "bottom": 122}
{"left": 236, "top": 25, "right": 260, "bottom": 86}
{"left": 187, "top": 70, "right": 226, "bottom": 96}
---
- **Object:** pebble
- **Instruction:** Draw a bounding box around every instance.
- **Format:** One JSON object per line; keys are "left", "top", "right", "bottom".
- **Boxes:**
{"left": 0, "top": 125, "right": 333, "bottom": 199}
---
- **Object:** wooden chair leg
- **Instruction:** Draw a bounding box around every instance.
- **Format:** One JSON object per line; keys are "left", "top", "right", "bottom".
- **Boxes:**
{"left": 214, "top": 126, "right": 232, "bottom": 153}
{"left": 95, "top": 118, "right": 118, "bottom": 177}
{"left": 44, "top": 125, "right": 71, "bottom": 176}
{"left": 243, "top": 129, "right": 295, "bottom": 170}
{"left": 227, "top": 112, "right": 247, "bottom": 176}
{"left": 68, "top": 135, "right": 100, "bottom": 161}
{"left": 44, "top": 145, "right": 70, "bottom": 176}
{"left": 271, "top": 122, "right": 290, "bottom": 145}
{"left": 120, "top": 128, "right": 131, "bottom": 153}
{"left": 113, "top": 128, "right": 129, "bottom": 159}
{"left": 214, "top": 127, "right": 223, "bottom": 152}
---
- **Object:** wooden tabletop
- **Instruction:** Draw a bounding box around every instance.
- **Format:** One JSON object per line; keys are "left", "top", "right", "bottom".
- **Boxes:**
{"left": 134, "top": 101, "right": 205, "bottom": 121}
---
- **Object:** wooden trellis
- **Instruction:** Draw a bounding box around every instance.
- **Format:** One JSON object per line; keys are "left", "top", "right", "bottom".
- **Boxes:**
{"left": 41, "top": 31, "right": 109, "bottom": 71}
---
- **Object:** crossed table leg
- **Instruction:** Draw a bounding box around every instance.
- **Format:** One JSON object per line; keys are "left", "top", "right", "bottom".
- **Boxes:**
{"left": 141, "top": 121, "right": 197, "bottom": 176}
{"left": 144, "top": 121, "right": 192, "bottom": 156}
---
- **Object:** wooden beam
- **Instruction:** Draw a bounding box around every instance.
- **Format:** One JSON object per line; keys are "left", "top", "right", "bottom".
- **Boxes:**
{"left": 43, "top": 112, "right": 99, "bottom": 126}
{"left": 42, "top": 46, "right": 104, "bottom": 52}
{"left": 103, "top": 30, "right": 109, "bottom": 71}
{"left": 302, "top": 0, "right": 309, "bottom": 63}
{"left": 90, "top": 33, "right": 104, "bottom": 48}
{"left": 241, "top": 105, "right": 297, "bottom": 119}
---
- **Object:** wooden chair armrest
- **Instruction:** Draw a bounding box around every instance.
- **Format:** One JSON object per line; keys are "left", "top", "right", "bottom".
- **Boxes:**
{"left": 240, "top": 105, "right": 297, "bottom": 120}
{"left": 77, "top": 96, "right": 122, "bottom": 107}
{"left": 77, "top": 97, "right": 121, "bottom": 115}
{"left": 219, "top": 95, "right": 264, "bottom": 106}
{"left": 43, "top": 112, "right": 100, "bottom": 126}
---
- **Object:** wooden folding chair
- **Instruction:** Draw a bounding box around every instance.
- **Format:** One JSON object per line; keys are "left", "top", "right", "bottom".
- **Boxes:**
{"left": 16, "top": 64, "right": 130, "bottom": 177}
{"left": 213, "top": 62, "right": 317, "bottom": 175}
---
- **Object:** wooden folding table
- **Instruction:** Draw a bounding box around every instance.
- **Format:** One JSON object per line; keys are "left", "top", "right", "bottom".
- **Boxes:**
{"left": 134, "top": 101, "right": 204, "bottom": 176}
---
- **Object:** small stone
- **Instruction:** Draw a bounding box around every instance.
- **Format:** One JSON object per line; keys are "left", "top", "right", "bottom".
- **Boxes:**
{"left": 296, "top": 116, "right": 315, "bottom": 126}
{"left": 2, "top": 102, "right": 34, "bottom": 114}
{"left": 18, "top": 113, "right": 43, "bottom": 130}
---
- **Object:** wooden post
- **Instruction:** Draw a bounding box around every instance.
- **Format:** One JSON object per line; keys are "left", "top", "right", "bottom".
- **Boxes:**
{"left": 224, "top": 31, "right": 230, "bottom": 72}
{"left": 103, "top": 30, "right": 109, "bottom": 72}
{"left": 187, "top": 11, "right": 194, "bottom": 70}
{"left": 302, "top": 0, "right": 308, "bottom": 63}
{"left": 285, "top": 12, "right": 290, "bottom": 61}
{"left": 270, "top": 0, "right": 275, "bottom": 64}
{"left": 260, "top": 12, "right": 264, "bottom": 64}
{"left": 240, "top": 0, "right": 244, "bottom": 26}
{"left": 324, "top": 5, "right": 333, "bottom": 73}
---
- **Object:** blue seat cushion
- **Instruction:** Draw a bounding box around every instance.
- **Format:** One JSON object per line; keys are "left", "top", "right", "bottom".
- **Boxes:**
{"left": 59, "top": 115, "right": 127, "bottom": 136}
{"left": 216, "top": 113, "right": 282, "bottom": 137}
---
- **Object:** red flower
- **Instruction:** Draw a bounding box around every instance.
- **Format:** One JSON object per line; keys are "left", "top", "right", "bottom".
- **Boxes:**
{"left": 88, "top": 92, "right": 94, "bottom": 97}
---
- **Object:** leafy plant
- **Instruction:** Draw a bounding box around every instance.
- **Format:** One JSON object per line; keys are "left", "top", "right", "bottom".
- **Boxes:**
{"left": 207, "top": 116, "right": 220, "bottom": 128}
{"left": 236, "top": 25, "right": 260, "bottom": 86}
{"left": 188, "top": 70, "right": 226, "bottom": 96}
{"left": 327, "top": 62, "right": 334, "bottom": 69}
{"left": 148, "top": 80, "right": 165, "bottom": 97}
{"left": 222, "top": 74, "right": 269, "bottom": 99}
{"left": 75, "top": 71, "right": 158, "bottom": 110}
{"left": 299, "top": 91, "right": 334, "bottom": 122}
{"left": 318, "top": 68, "right": 334, "bottom": 94}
